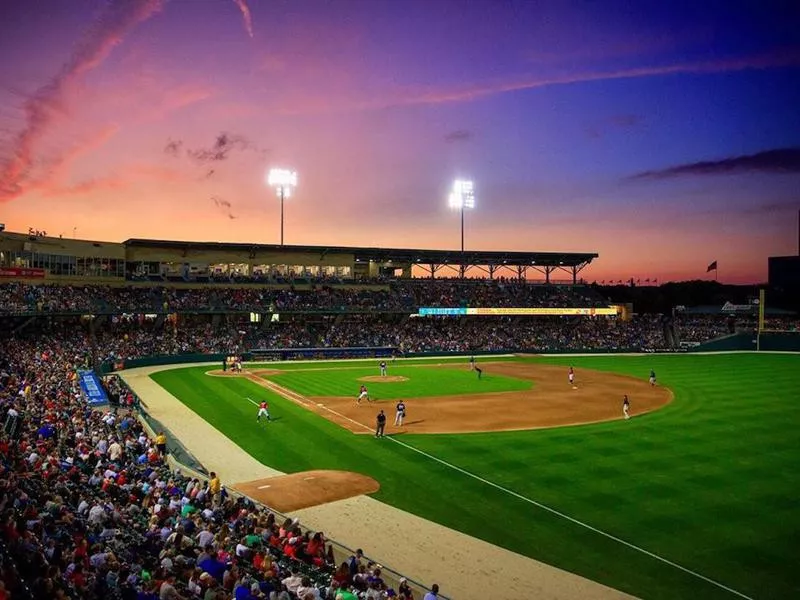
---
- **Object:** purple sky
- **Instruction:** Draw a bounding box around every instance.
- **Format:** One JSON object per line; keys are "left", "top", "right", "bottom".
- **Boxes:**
{"left": 0, "top": 0, "right": 799, "bottom": 282}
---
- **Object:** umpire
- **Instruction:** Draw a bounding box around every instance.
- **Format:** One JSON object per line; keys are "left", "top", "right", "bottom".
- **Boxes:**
{"left": 375, "top": 410, "right": 387, "bottom": 438}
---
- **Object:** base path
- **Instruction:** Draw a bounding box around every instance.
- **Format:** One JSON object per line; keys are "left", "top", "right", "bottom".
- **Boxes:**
{"left": 125, "top": 363, "right": 636, "bottom": 600}
{"left": 256, "top": 363, "right": 672, "bottom": 435}
{"left": 234, "top": 470, "right": 380, "bottom": 512}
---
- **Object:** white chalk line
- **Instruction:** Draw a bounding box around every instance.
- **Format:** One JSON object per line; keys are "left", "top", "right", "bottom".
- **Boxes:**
{"left": 254, "top": 379, "right": 753, "bottom": 600}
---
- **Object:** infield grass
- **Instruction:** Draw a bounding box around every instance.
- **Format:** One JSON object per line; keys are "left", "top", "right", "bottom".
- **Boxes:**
{"left": 266, "top": 365, "right": 531, "bottom": 399}
{"left": 151, "top": 354, "right": 800, "bottom": 600}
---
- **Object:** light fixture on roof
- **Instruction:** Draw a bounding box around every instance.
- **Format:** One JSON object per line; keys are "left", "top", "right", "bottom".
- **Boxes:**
{"left": 448, "top": 179, "right": 475, "bottom": 254}
{"left": 266, "top": 168, "right": 298, "bottom": 246}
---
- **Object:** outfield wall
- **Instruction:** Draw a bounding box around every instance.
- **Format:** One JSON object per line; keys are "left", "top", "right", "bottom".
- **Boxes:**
{"left": 691, "top": 332, "right": 800, "bottom": 352}
{"left": 98, "top": 335, "right": 800, "bottom": 375}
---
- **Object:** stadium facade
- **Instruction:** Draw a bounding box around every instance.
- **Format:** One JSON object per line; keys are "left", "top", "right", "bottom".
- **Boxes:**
{"left": 0, "top": 229, "right": 597, "bottom": 284}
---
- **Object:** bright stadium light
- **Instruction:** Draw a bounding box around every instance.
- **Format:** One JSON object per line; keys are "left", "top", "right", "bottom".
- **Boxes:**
{"left": 448, "top": 179, "right": 475, "bottom": 255}
{"left": 267, "top": 168, "right": 298, "bottom": 245}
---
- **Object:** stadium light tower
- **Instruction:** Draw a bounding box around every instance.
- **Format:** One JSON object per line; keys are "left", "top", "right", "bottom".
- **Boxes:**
{"left": 449, "top": 179, "right": 475, "bottom": 253}
{"left": 267, "top": 168, "right": 298, "bottom": 246}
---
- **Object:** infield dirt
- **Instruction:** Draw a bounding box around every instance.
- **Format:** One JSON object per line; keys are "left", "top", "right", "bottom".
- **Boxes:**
{"left": 253, "top": 362, "right": 672, "bottom": 435}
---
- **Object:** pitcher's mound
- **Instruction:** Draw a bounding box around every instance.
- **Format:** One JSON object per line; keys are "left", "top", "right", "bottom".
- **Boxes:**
{"left": 233, "top": 470, "right": 380, "bottom": 512}
{"left": 358, "top": 375, "right": 408, "bottom": 383}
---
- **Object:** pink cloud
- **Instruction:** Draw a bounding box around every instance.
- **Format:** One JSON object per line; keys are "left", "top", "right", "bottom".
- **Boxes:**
{"left": 259, "top": 50, "right": 800, "bottom": 116}
{"left": 375, "top": 51, "right": 800, "bottom": 109}
{"left": 232, "top": 0, "right": 254, "bottom": 38}
{"left": 16, "top": 124, "right": 121, "bottom": 198}
{"left": 37, "top": 161, "right": 185, "bottom": 199}
{"left": 0, "top": 0, "right": 165, "bottom": 203}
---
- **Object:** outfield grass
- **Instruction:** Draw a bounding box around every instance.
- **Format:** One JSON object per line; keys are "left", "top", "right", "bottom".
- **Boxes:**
{"left": 151, "top": 354, "right": 800, "bottom": 600}
{"left": 266, "top": 365, "right": 531, "bottom": 399}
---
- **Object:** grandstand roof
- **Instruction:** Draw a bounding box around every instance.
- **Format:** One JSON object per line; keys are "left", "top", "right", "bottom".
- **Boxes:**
{"left": 123, "top": 238, "right": 598, "bottom": 268}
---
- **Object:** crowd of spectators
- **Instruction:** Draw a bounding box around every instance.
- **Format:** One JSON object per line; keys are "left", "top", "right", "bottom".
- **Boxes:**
{"left": 0, "top": 281, "right": 607, "bottom": 315}
{"left": 320, "top": 315, "right": 671, "bottom": 352}
{"left": 2, "top": 313, "right": 777, "bottom": 365}
{"left": 0, "top": 337, "right": 422, "bottom": 600}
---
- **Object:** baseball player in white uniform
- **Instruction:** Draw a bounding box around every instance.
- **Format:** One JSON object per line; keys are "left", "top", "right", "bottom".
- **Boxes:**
{"left": 623, "top": 395, "right": 630, "bottom": 420}
{"left": 394, "top": 401, "right": 406, "bottom": 426}
{"left": 379, "top": 361, "right": 387, "bottom": 377}
{"left": 357, "top": 385, "right": 370, "bottom": 404}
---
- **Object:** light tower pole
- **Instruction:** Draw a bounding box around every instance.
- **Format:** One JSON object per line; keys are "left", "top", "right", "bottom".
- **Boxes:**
{"left": 449, "top": 179, "right": 475, "bottom": 252}
{"left": 449, "top": 179, "right": 475, "bottom": 277}
{"left": 267, "top": 168, "right": 298, "bottom": 246}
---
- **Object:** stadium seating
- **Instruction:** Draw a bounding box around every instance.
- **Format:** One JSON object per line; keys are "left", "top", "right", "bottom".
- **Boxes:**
{"left": 0, "top": 281, "right": 608, "bottom": 314}
{"left": 0, "top": 339, "right": 410, "bottom": 600}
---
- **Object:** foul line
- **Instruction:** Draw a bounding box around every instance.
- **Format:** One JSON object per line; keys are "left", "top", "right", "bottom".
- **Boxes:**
{"left": 385, "top": 438, "right": 752, "bottom": 599}
{"left": 254, "top": 378, "right": 753, "bottom": 600}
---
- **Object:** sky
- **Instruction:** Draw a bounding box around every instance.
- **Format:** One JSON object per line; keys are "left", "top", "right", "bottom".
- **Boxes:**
{"left": 0, "top": 0, "right": 799, "bottom": 284}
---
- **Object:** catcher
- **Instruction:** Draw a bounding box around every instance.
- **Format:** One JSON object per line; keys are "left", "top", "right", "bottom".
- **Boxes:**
{"left": 394, "top": 400, "right": 407, "bottom": 426}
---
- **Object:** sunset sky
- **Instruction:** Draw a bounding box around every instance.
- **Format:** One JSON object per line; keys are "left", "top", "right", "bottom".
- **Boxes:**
{"left": 1, "top": 0, "right": 799, "bottom": 283}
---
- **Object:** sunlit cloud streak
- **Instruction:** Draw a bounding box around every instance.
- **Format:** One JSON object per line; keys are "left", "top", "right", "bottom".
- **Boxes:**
{"left": 0, "top": 0, "right": 165, "bottom": 202}
{"left": 232, "top": 0, "right": 254, "bottom": 38}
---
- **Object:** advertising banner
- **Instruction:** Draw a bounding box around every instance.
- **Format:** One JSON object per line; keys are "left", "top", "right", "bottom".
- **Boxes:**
{"left": 418, "top": 307, "right": 619, "bottom": 316}
{"left": 0, "top": 267, "right": 45, "bottom": 278}
{"left": 77, "top": 370, "right": 109, "bottom": 406}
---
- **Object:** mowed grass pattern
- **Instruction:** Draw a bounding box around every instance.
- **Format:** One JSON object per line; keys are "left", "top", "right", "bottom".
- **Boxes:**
{"left": 266, "top": 365, "right": 531, "bottom": 400}
{"left": 152, "top": 354, "right": 800, "bottom": 600}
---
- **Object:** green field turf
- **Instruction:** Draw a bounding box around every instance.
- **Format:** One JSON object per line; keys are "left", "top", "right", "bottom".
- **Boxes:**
{"left": 265, "top": 365, "right": 531, "bottom": 399}
{"left": 150, "top": 354, "right": 800, "bottom": 600}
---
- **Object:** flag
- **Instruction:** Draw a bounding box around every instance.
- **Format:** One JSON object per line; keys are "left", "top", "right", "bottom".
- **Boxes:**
{"left": 707, "top": 261, "right": 717, "bottom": 272}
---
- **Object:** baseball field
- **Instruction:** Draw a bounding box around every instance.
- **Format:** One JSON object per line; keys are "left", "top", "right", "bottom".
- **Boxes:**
{"left": 144, "top": 353, "right": 800, "bottom": 600}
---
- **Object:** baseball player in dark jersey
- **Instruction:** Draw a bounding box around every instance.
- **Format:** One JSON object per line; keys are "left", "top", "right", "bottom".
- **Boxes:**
{"left": 394, "top": 401, "right": 406, "bottom": 426}
{"left": 375, "top": 410, "right": 387, "bottom": 438}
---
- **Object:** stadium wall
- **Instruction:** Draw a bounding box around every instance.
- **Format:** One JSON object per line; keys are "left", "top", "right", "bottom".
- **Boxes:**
{"left": 690, "top": 332, "right": 800, "bottom": 352}
{"left": 98, "top": 337, "right": 800, "bottom": 377}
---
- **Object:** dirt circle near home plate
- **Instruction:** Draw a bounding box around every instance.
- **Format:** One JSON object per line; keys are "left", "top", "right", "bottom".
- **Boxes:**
{"left": 358, "top": 375, "right": 409, "bottom": 383}
{"left": 233, "top": 470, "right": 380, "bottom": 512}
{"left": 255, "top": 362, "right": 673, "bottom": 435}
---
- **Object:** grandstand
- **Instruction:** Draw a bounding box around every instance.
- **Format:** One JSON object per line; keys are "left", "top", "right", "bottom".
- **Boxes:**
{"left": 0, "top": 230, "right": 597, "bottom": 284}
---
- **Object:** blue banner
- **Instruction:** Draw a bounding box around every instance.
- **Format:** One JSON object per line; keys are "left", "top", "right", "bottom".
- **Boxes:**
{"left": 78, "top": 370, "right": 109, "bottom": 406}
{"left": 418, "top": 307, "right": 467, "bottom": 316}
